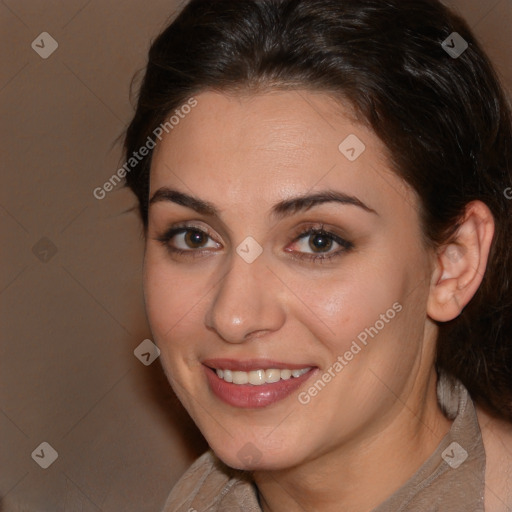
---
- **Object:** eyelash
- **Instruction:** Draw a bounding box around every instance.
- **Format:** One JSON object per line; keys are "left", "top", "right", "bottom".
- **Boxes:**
{"left": 155, "top": 223, "right": 354, "bottom": 263}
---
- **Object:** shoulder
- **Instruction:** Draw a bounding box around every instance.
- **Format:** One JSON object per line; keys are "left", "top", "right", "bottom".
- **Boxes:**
{"left": 160, "top": 450, "right": 259, "bottom": 512}
{"left": 161, "top": 451, "right": 228, "bottom": 512}
{"left": 475, "top": 405, "right": 512, "bottom": 512}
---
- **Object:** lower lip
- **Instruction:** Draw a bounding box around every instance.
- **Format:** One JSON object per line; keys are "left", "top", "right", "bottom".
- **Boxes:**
{"left": 204, "top": 366, "right": 317, "bottom": 409}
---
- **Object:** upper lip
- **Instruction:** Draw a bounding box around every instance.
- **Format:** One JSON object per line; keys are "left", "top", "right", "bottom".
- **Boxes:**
{"left": 203, "top": 358, "right": 316, "bottom": 372}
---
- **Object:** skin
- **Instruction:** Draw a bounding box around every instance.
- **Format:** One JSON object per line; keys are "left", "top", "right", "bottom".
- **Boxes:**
{"left": 143, "top": 89, "right": 501, "bottom": 511}
{"left": 477, "top": 407, "right": 512, "bottom": 511}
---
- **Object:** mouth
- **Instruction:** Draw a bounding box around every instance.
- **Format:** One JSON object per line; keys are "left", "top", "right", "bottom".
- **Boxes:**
{"left": 202, "top": 359, "right": 318, "bottom": 408}
{"left": 213, "top": 367, "right": 311, "bottom": 385}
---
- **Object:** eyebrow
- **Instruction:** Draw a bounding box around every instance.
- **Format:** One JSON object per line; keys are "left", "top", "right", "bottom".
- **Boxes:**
{"left": 149, "top": 187, "right": 377, "bottom": 218}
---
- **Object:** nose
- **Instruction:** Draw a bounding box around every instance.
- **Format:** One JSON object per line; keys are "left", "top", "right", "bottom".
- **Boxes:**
{"left": 204, "top": 251, "right": 286, "bottom": 343}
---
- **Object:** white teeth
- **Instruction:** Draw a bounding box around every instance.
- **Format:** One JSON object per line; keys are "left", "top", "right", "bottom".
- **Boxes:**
{"left": 215, "top": 367, "right": 311, "bottom": 385}
{"left": 280, "top": 369, "right": 292, "bottom": 380}
{"left": 248, "top": 369, "right": 266, "bottom": 385}
{"left": 265, "top": 369, "right": 281, "bottom": 383}
{"left": 232, "top": 371, "right": 249, "bottom": 385}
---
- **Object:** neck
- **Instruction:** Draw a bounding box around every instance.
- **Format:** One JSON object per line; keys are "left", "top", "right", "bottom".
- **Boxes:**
{"left": 253, "top": 369, "right": 453, "bottom": 512}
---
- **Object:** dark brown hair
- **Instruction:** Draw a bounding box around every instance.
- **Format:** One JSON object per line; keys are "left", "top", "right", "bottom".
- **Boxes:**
{"left": 123, "top": 0, "right": 512, "bottom": 421}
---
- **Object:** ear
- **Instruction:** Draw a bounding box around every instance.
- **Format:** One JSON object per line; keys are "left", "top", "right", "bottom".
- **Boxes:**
{"left": 427, "top": 201, "right": 495, "bottom": 322}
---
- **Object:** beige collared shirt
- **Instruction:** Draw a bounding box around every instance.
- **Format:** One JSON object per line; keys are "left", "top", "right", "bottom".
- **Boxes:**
{"left": 162, "top": 373, "right": 486, "bottom": 511}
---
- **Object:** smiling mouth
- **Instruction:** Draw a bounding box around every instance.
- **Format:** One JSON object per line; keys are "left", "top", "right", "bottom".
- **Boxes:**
{"left": 213, "top": 367, "right": 312, "bottom": 385}
{"left": 202, "top": 361, "right": 318, "bottom": 408}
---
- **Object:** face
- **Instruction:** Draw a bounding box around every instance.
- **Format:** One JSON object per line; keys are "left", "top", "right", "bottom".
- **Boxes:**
{"left": 144, "top": 89, "right": 437, "bottom": 471}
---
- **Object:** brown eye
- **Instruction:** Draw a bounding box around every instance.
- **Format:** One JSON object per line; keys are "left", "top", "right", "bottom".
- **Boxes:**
{"left": 286, "top": 226, "right": 354, "bottom": 264}
{"left": 308, "top": 232, "right": 334, "bottom": 253}
{"left": 156, "top": 226, "right": 220, "bottom": 255}
{"left": 184, "top": 229, "right": 209, "bottom": 249}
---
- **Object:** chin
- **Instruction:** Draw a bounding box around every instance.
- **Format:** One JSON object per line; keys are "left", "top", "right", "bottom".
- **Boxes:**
{"left": 208, "top": 434, "right": 307, "bottom": 472}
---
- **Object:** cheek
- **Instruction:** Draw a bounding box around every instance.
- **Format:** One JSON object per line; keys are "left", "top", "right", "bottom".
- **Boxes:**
{"left": 143, "top": 254, "right": 204, "bottom": 348}
{"left": 143, "top": 258, "right": 212, "bottom": 392}
{"left": 292, "top": 261, "right": 404, "bottom": 356}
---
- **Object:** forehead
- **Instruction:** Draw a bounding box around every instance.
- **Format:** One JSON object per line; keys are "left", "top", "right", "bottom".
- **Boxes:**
{"left": 149, "top": 89, "right": 415, "bottom": 219}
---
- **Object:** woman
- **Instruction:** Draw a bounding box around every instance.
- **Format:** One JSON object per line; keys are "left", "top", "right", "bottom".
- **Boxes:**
{"left": 123, "top": 0, "right": 512, "bottom": 510}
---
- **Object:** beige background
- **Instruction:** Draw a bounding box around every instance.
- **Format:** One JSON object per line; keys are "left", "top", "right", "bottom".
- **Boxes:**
{"left": 1, "top": 1, "right": 510, "bottom": 511}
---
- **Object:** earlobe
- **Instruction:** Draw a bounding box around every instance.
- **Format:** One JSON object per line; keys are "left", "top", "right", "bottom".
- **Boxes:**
{"left": 427, "top": 201, "right": 495, "bottom": 323}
